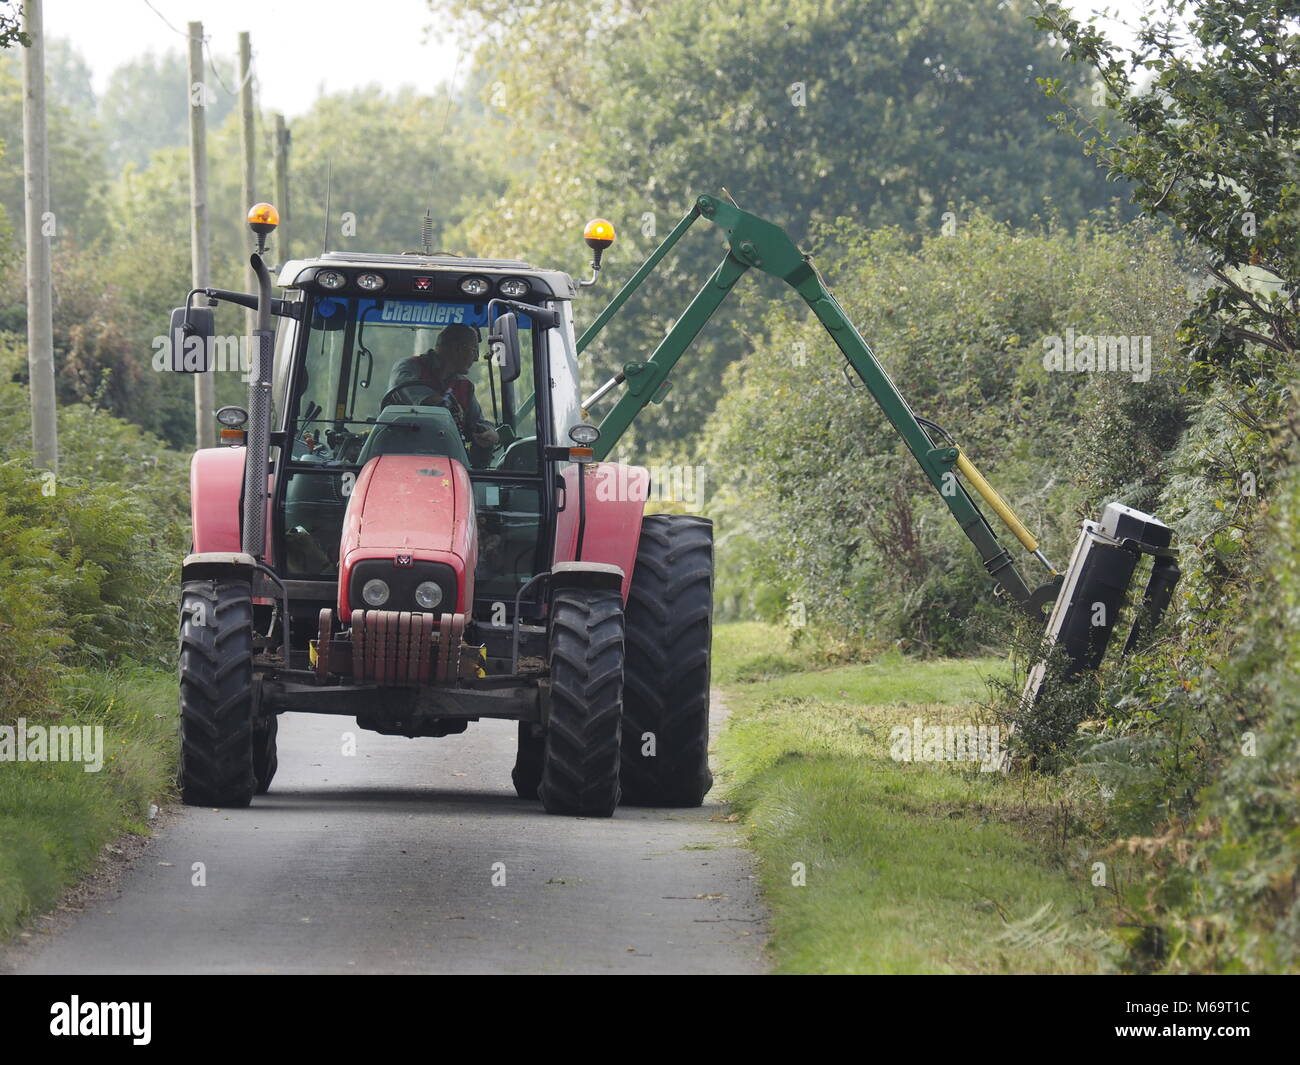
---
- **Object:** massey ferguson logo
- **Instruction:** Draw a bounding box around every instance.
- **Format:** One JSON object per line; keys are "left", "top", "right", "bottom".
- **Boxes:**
{"left": 395, "top": 554, "right": 413, "bottom": 567}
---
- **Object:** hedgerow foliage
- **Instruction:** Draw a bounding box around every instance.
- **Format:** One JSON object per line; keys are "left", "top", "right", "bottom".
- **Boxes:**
{"left": 704, "top": 211, "right": 1192, "bottom": 654}
{"left": 1018, "top": 0, "right": 1300, "bottom": 970}
{"left": 0, "top": 335, "right": 187, "bottom": 723}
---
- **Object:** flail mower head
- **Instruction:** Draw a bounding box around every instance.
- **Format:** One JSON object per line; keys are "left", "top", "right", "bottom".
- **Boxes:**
{"left": 1022, "top": 501, "right": 1179, "bottom": 712}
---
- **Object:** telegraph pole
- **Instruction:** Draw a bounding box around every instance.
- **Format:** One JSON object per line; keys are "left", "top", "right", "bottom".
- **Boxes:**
{"left": 239, "top": 32, "right": 256, "bottom": 332}
{"left": 22, "top": 0, "right": 58, "bottom": 472}
{"left": 273, "top": 112, "right": 291, "bottom": 263}
{"left": 187, "top": 21, "right": 214, "bottom": 449}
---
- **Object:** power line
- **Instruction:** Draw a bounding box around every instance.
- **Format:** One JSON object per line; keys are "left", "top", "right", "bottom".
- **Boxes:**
{"left": 205, "top": 36, "right": 252, "bottom": 97}
{"left": 140, "top": 1, "right": 251, "bottom": 98}
{"left": 140, "top": 0, "right": 187, "bottom": 39}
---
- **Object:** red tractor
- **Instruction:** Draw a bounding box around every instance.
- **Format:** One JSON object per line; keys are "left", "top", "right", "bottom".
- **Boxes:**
{"left": 170, "top": 206, "right": 710, "bottom": 817}
{"left": 169, "top": 197, "right": 1175, "bottom": 815}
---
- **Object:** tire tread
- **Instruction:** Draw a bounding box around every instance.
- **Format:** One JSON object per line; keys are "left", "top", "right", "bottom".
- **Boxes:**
{"left": 539, "top": 589, "right": 624, "bottom": 816}
{"left": 620, "top": 514, "right": 714, "bottom": 807}
{"left": 178, "top": 579, "right": 257, "bottom": 807}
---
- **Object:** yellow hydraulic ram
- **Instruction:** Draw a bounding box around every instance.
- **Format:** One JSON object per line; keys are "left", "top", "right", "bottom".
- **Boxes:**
{"left": 955, "top": 449, "right": 1057, "bottom": 575}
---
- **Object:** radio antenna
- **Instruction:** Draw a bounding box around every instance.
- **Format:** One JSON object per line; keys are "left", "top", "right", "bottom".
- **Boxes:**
{"left": 418, "top": 46, "right": 465, "bottom": 259}
{"left": 321, "top": 158, "right": 332, "bottom": 254}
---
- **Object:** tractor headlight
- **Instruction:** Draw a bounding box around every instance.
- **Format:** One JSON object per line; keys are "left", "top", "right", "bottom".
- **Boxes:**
{"left": 356, "top": 271, "right": 385, "bottom": 291}
{"left": 569, "top": 423, "right": 600, "bottom": 445}
{"left": 317, "top": 269, "right": 346, "bottom": 290}
{"left": 414, "top": 581, "right": 443, "bottom": 610}
{"left": 498, "top": 277, "right": 530, "bottom": 298}
{"left": 459, "top": 275, "right": 491, "bottom": 297}
{"left": 350, "top": 560, "right": 456, "bottom": 615}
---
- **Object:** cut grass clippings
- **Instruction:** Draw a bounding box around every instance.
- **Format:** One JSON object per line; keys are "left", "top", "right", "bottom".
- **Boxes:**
{"left": 713, "top": 622, "right": 1124, "bottom": 974}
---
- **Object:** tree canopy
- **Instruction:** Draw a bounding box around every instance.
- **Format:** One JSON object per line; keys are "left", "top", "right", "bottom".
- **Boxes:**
{"left": 440, "top": 0, "right": 1130, "bottom": 456}
{"left": 1034, "top": 0, "right": 1299, "bottom": 400}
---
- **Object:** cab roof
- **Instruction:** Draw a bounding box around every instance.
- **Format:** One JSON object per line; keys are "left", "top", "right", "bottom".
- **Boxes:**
{"left": 277, "top": 251, "right": 578, "bottom": 299}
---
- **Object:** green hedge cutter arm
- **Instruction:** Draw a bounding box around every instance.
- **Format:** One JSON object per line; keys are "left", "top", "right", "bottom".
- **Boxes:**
{"left": 577, "top": 193, "right": 1055, "bottom": 612}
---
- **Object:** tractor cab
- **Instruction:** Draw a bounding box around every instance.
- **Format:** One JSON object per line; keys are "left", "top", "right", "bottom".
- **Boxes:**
{"left": 268, "top": 252, "right": 584, "bottom": 613}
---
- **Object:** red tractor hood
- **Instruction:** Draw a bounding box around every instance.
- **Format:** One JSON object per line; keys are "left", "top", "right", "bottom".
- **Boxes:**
{"left": 349, "top": 454, "right": 467, "bottom": 552}
{"left": 338, "top": 454, "right": 477, "bottom": 617}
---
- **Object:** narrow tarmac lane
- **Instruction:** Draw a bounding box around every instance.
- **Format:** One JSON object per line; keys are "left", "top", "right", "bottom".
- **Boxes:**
{"left": 9, "top": 697, "right": 766, "bottom": 974}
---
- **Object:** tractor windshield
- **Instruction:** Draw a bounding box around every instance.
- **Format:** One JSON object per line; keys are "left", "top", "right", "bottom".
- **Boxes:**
{"left": 288, "top": 295, "right": 540, "bottom": 471}
{"left": 280, "top": 295, "right": 552, "bottom": 602}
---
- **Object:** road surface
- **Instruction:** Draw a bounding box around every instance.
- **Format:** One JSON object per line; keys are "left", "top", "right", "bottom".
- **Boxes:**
{"left": 8, "top": 697, "right": 766, "bottom": 974}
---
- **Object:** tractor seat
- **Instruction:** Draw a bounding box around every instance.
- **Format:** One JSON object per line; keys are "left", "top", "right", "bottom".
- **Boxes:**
{"left": 354, "top": 405, "right": 471, "bottom": 469}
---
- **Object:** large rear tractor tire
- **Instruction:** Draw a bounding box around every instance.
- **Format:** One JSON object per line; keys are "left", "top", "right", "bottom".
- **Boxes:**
{"left": 619, "top": 514, "right": 714, "bottom": 807}
{"left": 538, "top": 589, "right": 624, "bottom": 817}
{"left": 178, "top": 579, "right": 257, "bottom": 808}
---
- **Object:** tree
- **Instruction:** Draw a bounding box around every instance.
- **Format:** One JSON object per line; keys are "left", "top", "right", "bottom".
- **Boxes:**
{"left": 1025, "top": 1, "right": 1300, "bottom": 972}
{"left": 444, "top": 0, "right": 1129, "bottom": 458}
{"left": 0, "top": 48, "right": 109, "bottom": 247}
{"left": 0, "top": 0, "right": 25, "bottom": 49}
{"left": 42, "top": 37, "right": 95, "bottom": 119}
{"left": 1033, "top": 0, "right": 1299, "bottom": 402}
{"left": 433, "top": 0, "right": 647, "bottom": 127}
{"left": 97, "top": 49, "right": 236, "bottom": 172}
{"left": 286, "top": 86, "right": 502, "bottom": 260}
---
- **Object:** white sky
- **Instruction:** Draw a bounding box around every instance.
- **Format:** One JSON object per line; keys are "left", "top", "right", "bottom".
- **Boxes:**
{"left": 44, "top": 0, "right": 465, "bottom": 116}
{"left": 41, "top": 0, "right": 1153, "bottom": 118}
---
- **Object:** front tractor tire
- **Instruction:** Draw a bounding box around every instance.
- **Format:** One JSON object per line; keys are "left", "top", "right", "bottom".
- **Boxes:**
{"left": 511, "top": 723, "right": 544, "bottom": 800}
{"left": 538, "top": 589, "right": 625, "bottom": 817}
{"left": 178, "top": 579, "right": 258, "bottom": 808}
{"left": 253, "top": 714, "right": 278, "bottom": 795}
{"left": 620, "top": 514, "right": 715, "bottom": 807}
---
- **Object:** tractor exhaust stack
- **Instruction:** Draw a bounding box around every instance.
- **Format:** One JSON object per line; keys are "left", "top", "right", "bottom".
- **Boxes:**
{"left": 241, "top": 203, "right": 279, "bottom": 561}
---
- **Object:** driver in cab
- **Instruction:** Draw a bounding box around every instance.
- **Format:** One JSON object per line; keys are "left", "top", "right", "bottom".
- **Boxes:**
{"left": 382, "top": 323, "right": 500, "bottom": 460}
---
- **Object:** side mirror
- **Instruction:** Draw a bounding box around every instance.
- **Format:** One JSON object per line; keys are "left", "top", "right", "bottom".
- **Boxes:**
{"left": 488, "top": 311, "right": 522, "bottom": 384}
{"left": 163, "top": 305, "right": 215, "bottom": 373}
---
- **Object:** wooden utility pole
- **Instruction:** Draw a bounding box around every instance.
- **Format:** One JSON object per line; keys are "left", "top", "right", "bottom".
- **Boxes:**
{"left": 273, "top": 112, "right": 291, "bottom": 263}
{"left": 187, "top": 21, "right": 214, "bottom": 449}
{"left": 22, "top": 0, "right": 58, "bottom": 472}
{"left": 239, "top": 32, "right": 256, "bottom": 333}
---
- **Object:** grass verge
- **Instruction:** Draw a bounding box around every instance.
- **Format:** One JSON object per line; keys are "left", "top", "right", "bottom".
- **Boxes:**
{"left": 0, "top": 666, "right": 177, "bottom": 941}
{"left": 714, "top": 622, "right": 1122, "bottom": 974}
